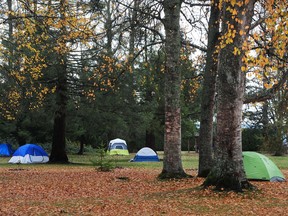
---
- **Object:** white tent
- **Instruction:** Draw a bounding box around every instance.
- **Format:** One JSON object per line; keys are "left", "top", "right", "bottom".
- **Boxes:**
{"left": 9, "top": 144, "right": 49, "bottom": 164}
{"left": 130, "top": 147, "right": 160, "bottom": 162}
{"left": 107, "top": 138, "right": 129, "bottom": 155}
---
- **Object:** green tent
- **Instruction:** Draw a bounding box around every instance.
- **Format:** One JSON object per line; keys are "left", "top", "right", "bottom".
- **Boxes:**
{"left": 243, "top": 151, "right": 285, "bottom": 182}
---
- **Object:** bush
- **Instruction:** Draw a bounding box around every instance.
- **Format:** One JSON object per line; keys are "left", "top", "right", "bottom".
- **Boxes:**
{"left": 90, "top": 143, "right": 114, "bottom": 172}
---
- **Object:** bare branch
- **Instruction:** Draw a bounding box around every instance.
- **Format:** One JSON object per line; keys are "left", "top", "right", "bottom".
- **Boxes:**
{"left": 244, "top": 70, "right": 288, "bottom": 104}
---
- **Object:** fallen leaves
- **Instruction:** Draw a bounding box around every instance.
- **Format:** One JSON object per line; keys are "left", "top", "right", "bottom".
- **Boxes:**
{"left": 0, "top": 167, "right": 287, "bottom": 215}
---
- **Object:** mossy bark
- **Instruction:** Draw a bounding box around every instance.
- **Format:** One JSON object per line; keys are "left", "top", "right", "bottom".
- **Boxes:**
{"left": 160, "top": 0, "right": 187, "bottom": 178}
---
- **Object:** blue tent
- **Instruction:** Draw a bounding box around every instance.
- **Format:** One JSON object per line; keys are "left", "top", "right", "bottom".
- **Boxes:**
{"left": 0, "top": 143, "right": 14, "bottom": 156}
{"left": 9, "top": 144, "right": 49, "bottom": 164}
{"left": 130, "top": 147, "right": 160, "bottom": 162}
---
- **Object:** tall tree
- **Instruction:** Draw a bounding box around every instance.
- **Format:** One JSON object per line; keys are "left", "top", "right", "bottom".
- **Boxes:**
{"left": 159, "top": 0, "right": 188, "bottom": 179}
{"left": 197, "top": 0, "right": 220, "bottom": 177}
{"left": 0, "top": 0, "right": 96, "bottom": 159}
{"left": 203, "top": 0, "right": 256, "bottom": 191}
{"left": 49, "top": 0, "right": 72, "bottom": 163}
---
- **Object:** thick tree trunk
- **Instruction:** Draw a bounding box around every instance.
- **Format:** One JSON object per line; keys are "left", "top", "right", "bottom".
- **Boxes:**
{"left": 198, "top": 0, "right": 220, "bottom": 177}
{"left": 159, "top": 0, "right": 188, "bottom": 179}
{"left": 203, "top": 0, "right": 256, "bottom": 191}
{"left": 49, "top": 61, "right": 69, "bottom": 163}
{"left": 49, "top": 0, "right": 69, "bottom": 163}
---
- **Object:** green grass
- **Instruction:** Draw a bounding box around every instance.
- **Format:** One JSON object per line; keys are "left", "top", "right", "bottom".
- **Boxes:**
{"left": 267, "top": 155, "right": 288, "bottom": 169}
{"left": 0, "top": 151, "right": 286, "bottom": 170}
{"left": 68, "top": 150, "right": 199, "bottom": 169}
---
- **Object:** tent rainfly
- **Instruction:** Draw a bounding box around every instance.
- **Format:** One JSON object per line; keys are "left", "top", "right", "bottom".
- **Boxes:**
{"left": 9, "top": 144, "right": 49, "bottom": 164}
{"left": 243, "top": 151, "right": 285, "bottom": 182}
{"left": 0, "top": 143, "right": 14, "bottom": 157}
{"left": 107, "top": 138, "right": 129, "bottom": 155}
{"left": 130, "top": 147, "right": 160, "bottom": 162}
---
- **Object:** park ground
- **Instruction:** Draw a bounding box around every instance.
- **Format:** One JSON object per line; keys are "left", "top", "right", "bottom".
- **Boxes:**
{"left": 0, "top": 152, "right": 287, "bottom": 215}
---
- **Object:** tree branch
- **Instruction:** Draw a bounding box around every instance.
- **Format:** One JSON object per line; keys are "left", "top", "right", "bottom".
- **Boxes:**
{"left": 244, "top": 70, "right": 288, "bottom": 104}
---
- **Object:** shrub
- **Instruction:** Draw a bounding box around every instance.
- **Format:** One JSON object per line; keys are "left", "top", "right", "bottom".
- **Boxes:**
{"left": 90, "top": 143, "right": 114, "bottom": 172}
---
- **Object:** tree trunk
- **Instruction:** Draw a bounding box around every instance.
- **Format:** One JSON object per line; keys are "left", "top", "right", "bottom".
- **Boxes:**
{"left": 105, "top": 0, "right": 113, "bottom": 54}
{"left": 15, "top": 120, "right": 27, "bottom": 146}
{"left": 273, "top": 90, "right": 286, "bottom": 156}
{"left": 7, "top": 0, "right": 13, "bottom": 68}
{"left": 198, "top": 0, "right": 220, "bottom": 177}
{"left": 203, "top": 0, "right": 256, "bottom": 191}
{"left": 159, "top": 0, "right": 188, "bottom": 179}
{"left": 128, "top": 0, "right": 139, "bottom": 60}
{"left": 78, "top": 135, "right": 85, "bottom": 155}
{"left": 262, "top": 101, "right": 270, "bottom": 149}
{"left": 49, "top": 61, "right": 69, "bottom": 163}
{"left": 49, "top": 0, "right": 69, "bottom": 163}
{"left": 146, "top": 130, "right": 156, "bottom": 150}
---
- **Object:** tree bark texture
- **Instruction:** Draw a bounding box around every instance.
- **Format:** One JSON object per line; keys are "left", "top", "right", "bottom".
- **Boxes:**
{"left": 198, "top": 0, "right": 220, "bottom": 177}
{"left": 160, "top": 0, "right": 187, "bottom": 179}
{"left": 49, "top": 60, "right": 69, "bottom": 163}
{"left": 49, "top": 0, "right": 69, "bottom": 163}
{"left": 203, "top": 0, "right": 256, "bottom": 191}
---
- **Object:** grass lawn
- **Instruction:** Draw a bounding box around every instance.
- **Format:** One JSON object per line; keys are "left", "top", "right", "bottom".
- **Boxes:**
{"left": 1, "top": 150, "right": 285, "bottom": 169}
{"left": 67, "top": 151, "right": 200, "bottom": 169}
{"left": 0, "top": 151, "right": 287, "bottom": 215}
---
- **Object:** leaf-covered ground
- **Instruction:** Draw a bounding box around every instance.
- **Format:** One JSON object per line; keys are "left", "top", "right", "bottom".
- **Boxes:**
{"left": 0, "top": 167, "right": 287, "bottom": 216}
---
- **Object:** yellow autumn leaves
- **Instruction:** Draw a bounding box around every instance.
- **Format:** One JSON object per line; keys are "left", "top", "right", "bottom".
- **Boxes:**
{"left": 216, "top": 0, "right": 287, "bottom": 90}
{"left": 246, "top": 0, "right": 287, "bottom": 89}
{"left": 0, "top": 1, "right": 95, "bottom": 120}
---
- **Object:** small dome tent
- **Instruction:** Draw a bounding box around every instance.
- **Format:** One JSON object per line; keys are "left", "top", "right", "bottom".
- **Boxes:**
{"left": 243, "top": 151, "right": 285, "bottom": 182}
{"left": 130, "top": 147, "right": 160, "bottom": 162}
{"left": 0, "top": 143, "right": 14, "bottom": 157}
{"left": 9, "top": 144, "right": 49, "bottom": 164}
{"left": 107, "top": 138, "right": 129, "bottom": 155}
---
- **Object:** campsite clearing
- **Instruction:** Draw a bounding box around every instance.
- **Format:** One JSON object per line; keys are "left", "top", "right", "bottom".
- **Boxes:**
{"left": 0, "top": 153, "right": 287, "bottom": 215}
